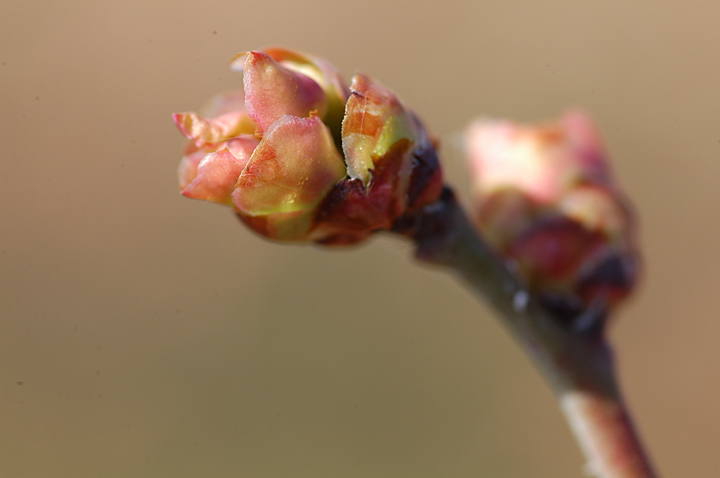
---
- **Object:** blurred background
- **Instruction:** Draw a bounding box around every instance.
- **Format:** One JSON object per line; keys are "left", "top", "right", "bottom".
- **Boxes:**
{"left": 2, "top": 1, "right": 718, "bottom": 477}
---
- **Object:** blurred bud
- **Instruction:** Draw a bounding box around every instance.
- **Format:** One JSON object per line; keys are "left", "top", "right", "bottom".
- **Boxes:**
{"left": 465, "top": 111, "right": 639, "bottom": 327}
{"left": 174, "top": 48, "right": 442, "bottom": 243}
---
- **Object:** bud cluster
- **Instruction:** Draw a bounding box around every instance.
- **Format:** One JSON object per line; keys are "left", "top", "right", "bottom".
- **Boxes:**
{"left": 465, "top": 112, "right": 639, "bottom": 325}
{"left": 174, "top": 48, "right": 442, "bottom": 244}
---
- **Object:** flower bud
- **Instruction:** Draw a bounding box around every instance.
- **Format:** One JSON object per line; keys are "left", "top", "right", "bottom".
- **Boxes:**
{"left": 174, "top": 48, "right": 442, "bottom": 244}
{"left": 465, "top": 111, "right": 639, "bottom": 326}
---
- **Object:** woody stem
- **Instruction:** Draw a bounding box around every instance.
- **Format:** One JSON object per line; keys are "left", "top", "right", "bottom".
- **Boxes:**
{"left": 401, "top": 188, "right": 656, "bottom": 478}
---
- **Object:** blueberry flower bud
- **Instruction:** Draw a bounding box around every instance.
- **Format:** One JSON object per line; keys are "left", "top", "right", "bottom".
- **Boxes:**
{"left": 174, "top": 48, "right": 442, "bottom": 244}
{"left": 465, "top": 111, "right": 639, "bottom": 325}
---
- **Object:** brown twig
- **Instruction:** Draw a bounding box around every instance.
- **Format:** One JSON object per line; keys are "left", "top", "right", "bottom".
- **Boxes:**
{"left": 394, "top": 188, "right": 656, "bottom": 478}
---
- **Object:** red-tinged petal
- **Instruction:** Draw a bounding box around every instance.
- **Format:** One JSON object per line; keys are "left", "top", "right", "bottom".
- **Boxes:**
{"left": 173, "top": 110, "right": 255, "bottom": 148}
{"left": 233, "top": 48, "right": 349, "bottom": 106}
{"left": 561, "top": 110, "right": 614, "bottom": 186}
{"left": 232, "top": 115, "right": 346, "bottom": 239}
{"left": 341, "top": 73, "right": 417, "bottom": 186}
{"left": 181, "top": 136, "right": 259, "bottom": 205}
{"left": 466, "top": 119, "right": 565, "bottom": 203}
{"left": 237, "top": 209, "right": 316, "bottom": 243}
{"left": 466, "top": 115, "right": 614, "bottom": 204}
{"left": 241, "top": 51, "right": 327, "bottom": 132}
{"left": 178, "top": 148, "right": 206, "bottom": 190}
{"left": 262, "top": 48, "right": 348, "bottom": 95}
{"left": 261, "top": 47, "right": 350, "bottom": 139}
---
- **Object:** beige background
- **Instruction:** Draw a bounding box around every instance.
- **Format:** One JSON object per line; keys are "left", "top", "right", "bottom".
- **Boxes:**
{"left": 2, "top": 1, "right": 719, "bottom": 477}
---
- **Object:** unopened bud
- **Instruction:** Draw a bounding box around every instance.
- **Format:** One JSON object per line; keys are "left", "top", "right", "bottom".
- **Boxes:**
{"left": 173, "top": 48, "right": 442, "bottom": 244}
{"left": 465, "top": 111, "right": 639, "bottom": 327}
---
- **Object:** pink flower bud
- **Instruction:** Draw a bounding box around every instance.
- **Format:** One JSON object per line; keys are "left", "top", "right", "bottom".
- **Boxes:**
{"left": 465, "top": 111, "right": 639, "bottom": 324}
{"left": 174, "top": 48, "right": 442, "bottom": 244}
